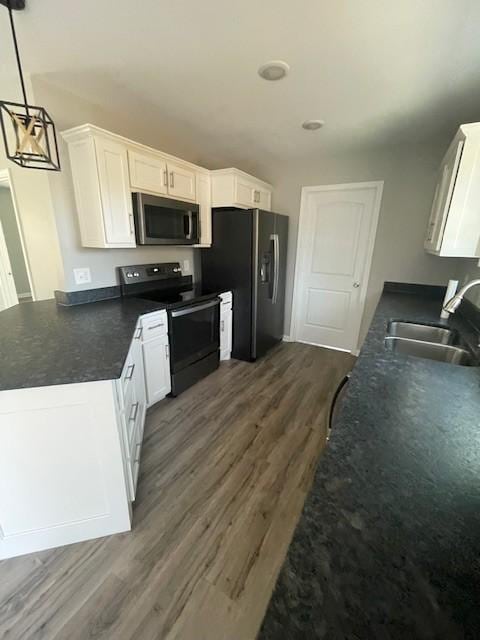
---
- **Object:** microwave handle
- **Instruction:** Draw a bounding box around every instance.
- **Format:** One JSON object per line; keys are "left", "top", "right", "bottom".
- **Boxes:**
{"left": 185, "top": 212, "right": 193, "bottom": 240}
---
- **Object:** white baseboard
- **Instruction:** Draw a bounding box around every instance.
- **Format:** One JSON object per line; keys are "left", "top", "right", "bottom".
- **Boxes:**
{"left": 282, "top": 335, "right": 293, "bottom": 342}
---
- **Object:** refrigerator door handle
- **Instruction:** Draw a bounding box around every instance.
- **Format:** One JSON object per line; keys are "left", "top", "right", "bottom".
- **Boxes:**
{"left": 270, "top": 233, "right": 280, "bottom": 304}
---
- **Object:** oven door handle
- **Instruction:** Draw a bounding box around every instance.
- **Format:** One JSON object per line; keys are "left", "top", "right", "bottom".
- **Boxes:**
{"left": 170, "top": 298, "right": 220, "bottom": 318}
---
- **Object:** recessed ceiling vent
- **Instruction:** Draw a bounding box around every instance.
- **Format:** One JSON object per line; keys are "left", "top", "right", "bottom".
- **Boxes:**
{"left": 302, "top": 119, "right": 325, "bottom": 131}
{"left": 258, "top": 60, "right": 290, "bottom": 81}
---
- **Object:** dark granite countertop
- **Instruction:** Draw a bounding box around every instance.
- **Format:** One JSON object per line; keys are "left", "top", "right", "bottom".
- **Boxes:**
{"left": 260, "top": 291, "right": 480, "bottom": 639}
{"left": 0, "top": 297, "right": 168, "bottom": 391}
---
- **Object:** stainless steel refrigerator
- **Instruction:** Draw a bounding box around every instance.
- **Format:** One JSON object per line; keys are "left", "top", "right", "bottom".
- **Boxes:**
{"left": 201, "top": 208, "right": 288, "bottom": 361}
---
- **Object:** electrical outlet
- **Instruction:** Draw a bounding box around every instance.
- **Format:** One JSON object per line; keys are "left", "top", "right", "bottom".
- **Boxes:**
{"left": 73, "top": 267, "right": 91, "bottom": 285}
{"left": 183, "top": 259, "right": 190, "bottom": 274}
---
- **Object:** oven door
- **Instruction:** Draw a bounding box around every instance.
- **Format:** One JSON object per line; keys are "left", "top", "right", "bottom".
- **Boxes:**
{"left": 169, "top": 298, "right": 220, "bottom": 373}
{"left": 133, "top": 193, "right": 199, "bottom": 245}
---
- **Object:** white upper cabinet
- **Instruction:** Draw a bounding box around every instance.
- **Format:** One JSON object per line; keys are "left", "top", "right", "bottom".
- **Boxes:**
{"left": 211, "top": 168, "right": 272, "bottom": 211}
{"left": 62, "top": 125, "right": 274, "bottom": 249}
{"left": 425, "top": 123, "right": 480, "bottom": 258}
{"left": 128, "top": 149, "right": 196, "bottom": 202}
{"left": 167, "top": 161, "right": 196, "bottom": 202}
{"left": 128, "top": 149, "right": 168, "bottom": 195}
{"left": 195, "top": 172, "right": 212, "bottom": 246}
{"left": 95, "top": 137, "right": 135, "bottom": 246}
{"left": 62, "top": 127, "right": 135, "bottom": 248}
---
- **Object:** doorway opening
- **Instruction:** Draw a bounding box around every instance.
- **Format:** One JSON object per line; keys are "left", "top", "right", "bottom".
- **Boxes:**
{"left": 0, "top": 169, "right": 34, "bottom": 311}
{"left": 291, "top": 181, "right": 383, "bottom": 353}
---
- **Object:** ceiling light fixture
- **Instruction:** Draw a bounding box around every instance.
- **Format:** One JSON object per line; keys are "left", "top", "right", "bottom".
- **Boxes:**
{"left": 0, "top": 0, "right": 61, "bottom": 171}
{"left": 302, "top": 119, "right": 325, "bottom": 131}
{"left": 258, "top": 60, "right": 290, "bottom": 81}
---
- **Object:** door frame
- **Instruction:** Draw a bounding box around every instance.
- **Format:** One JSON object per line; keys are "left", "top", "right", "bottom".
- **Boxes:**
{"left": 0, "top": 168, "right": 35, "bottom": 301}
{"left": 290, "top": 181, "right": 383, "bottom": 353}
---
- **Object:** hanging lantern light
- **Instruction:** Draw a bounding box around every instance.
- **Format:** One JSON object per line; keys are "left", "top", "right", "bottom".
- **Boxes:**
{"left": 0, "top": 0, "right": 60, "bottom": 171}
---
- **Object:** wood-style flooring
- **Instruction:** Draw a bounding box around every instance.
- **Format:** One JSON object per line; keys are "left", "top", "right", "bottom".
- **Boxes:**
{"left": 0, "top": 342, "right": 354, "bottom": 640}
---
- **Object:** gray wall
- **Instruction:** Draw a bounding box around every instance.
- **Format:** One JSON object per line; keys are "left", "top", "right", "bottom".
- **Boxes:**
{"left": 32, "top": 77, "right": 196, "bottom": 292}
{"left": 0, "top": 188, "right": 31, "bottom": 295}
{"left": 455, "top": 260, "right": 480, "bottom": 309}
{"left": 267, "top": 142, "right": 463, "bottom": 346}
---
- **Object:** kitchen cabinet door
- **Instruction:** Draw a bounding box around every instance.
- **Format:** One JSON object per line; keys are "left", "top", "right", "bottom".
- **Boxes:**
{"left": 211, "top": 169, "right": 272, "bottom": 211}
{"left": 143, "top": 334, "right": 171, "bottom": 407}
{"left": 95, "top": 136, "right": 136, "bottom": 247}
{"left": 424, "top": 138, "right": 464, "bottom": 253}
{"left": 167, "top": 162, "right": 196, "bottom": 201}
{"left": 128, "top": 149, "right": 168, "bottom": 195}
{"left": 234, "top": 175, "right": 257, "bottom": 208}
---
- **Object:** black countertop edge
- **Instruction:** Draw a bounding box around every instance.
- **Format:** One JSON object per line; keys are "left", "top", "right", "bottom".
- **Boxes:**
{"left": 54, "top": 286, "right": 121, "bottom": 306}
{"left": 259, "top": 289, "right": 480, "bottom": 640}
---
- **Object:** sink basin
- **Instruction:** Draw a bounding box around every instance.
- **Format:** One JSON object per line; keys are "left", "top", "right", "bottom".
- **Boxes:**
{"left": 386, "top": 321, "right": 457, "bottom": 345}
{"left": 384, "top": 336, "right": 475, "bottom": 366}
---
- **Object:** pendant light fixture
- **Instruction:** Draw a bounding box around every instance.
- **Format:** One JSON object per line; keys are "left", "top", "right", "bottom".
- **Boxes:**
{"left": 0, "top": 0, "right": 60, "bottom": 171}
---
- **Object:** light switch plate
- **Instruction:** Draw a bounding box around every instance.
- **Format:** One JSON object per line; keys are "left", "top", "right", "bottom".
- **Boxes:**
{"left": 73, "top": 267, "right": 91, "bottom": 285}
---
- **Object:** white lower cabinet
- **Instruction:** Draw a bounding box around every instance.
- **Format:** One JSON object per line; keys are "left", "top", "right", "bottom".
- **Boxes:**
{"left": 143, "top": 334, "right": 171, "bottom": 406}
{"left": 116, "top": 321, "right": 147, "bottom": 501}
{"left": 220, "top": 291, "right": 233, "bottom": 361}
{"left": 0, "top": 380, "right": 132, "bottom": 560}
{"left": 140, "top": 310, "right": 171, "bottom": 407}
{"left": 0, "top": 309, "right": 172, "bottom": 559}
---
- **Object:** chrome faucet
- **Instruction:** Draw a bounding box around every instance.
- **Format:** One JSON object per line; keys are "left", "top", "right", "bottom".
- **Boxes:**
{"left": 443, "top": 279, "right": 480, "bottom": 314}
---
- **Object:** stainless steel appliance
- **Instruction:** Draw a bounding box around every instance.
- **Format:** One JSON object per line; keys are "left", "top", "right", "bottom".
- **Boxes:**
{"left": 201, "top": 208, "right": 288, "bottom": 361}
{"left": 132, "top": 194, "right": 199, "bottom": 245}
{"left": 119, "top": 263, "right": 220, "bottom": 396}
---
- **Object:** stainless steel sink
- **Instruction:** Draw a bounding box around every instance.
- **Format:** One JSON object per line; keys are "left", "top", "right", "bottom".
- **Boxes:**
{"left": 384, "top": 336, "right": 475, "bottom": 366}
{"left": 386, "top": 321, "right": 457, "bottom": 345}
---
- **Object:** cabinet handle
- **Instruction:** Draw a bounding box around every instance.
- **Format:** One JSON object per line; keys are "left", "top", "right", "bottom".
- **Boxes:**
{"left": 165, "top": 343, "right": 169, "bottom": 359}
{"left": 135, "top": 327, "right": 143, "bottom": 340}
{"left": 129, "top": 401, "right": 139, "bottom": 422}
{"left": 147, "top": 323, "right": 165, "bottom": 330}
{"left": 170, "top": 172, "right": 174, "bottom": 188}
{"left": 129, "top": 213, "right": 135, "bottom": 235}
{"left": 126, "top": 363, "right": 135, "bottom": 380}
{"left": 221, "top": 319, "right": 225, "bottom": 332}
{"left": 163, "top": 169, "right": 168, "bottom": 187}
{"left": 134, "top": 442, "right": 142, "bottom": 464}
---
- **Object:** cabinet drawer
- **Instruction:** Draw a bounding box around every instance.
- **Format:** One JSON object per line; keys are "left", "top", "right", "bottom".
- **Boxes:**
{"left": 125, "top": 416, "right": 144, "bottom": 500}
{"left": 141, "top": 310, "right": 168, "bottom": 339}
{"left": 122, "top": 380, "right": 144, "bottom": 452}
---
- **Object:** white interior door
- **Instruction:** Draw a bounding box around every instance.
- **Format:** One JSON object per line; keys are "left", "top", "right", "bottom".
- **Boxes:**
{"left": 293, "top": 182, "right": 383, "bottom": 352}
{"left": 0, "top": 219, "right": 18, "bottom": 311}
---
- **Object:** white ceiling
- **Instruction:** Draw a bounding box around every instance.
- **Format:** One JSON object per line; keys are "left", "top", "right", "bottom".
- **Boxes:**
{"left": 1, "top": 0, "right": 480, "bottom": 172}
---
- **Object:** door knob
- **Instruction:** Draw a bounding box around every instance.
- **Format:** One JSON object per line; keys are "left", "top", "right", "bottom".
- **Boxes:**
{"left": 353, "top": 282, "right": 360, "bottom": 288}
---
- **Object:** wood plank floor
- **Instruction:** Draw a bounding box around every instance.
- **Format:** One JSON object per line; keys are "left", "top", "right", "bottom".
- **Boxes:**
{"left": 0, "top": 342, "right": 354, "bottom": 640}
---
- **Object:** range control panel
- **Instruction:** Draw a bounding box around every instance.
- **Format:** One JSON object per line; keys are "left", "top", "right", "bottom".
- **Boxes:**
{"left": 118, "top": 262, "right": 182, "bottom": 285}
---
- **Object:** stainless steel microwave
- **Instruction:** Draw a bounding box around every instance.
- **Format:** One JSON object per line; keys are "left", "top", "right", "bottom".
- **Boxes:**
{"left": 132, "top": 193, "right": 200, "bottom": 245}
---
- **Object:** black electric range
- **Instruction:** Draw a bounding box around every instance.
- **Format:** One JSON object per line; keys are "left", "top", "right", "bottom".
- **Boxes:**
{"left": 119, "top": 262, "right": 221, "bottom": 396}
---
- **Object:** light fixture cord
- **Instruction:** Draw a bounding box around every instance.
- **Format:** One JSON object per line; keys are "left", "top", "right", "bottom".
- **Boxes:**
{"left": 7, "top": 0, "right": 29, "bottom": 115}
